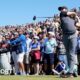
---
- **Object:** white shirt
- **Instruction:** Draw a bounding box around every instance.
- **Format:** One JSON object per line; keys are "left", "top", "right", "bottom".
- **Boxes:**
{"left": 26, "top": 38, "right": 32, "bottom": 54}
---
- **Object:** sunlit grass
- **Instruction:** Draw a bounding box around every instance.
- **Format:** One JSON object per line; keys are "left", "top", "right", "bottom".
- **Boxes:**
{"left": 0, "top": 75, "right": 80, "bottom": 80}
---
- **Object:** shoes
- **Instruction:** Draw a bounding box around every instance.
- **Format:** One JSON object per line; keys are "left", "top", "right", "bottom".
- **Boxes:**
{"left": 34, "top": 73, "right": 39, "bottom": 76}
{"left": 73, "top": 73, "right": 78, "bottom": 77}
{"left": 26, "top": 73, "right": 29, "bottom": 76}
{"left": 21, "top": 72, "right": 26, "bottom": 75}
{"left": 60, "top": 73, "right": 75, "bottom": 78}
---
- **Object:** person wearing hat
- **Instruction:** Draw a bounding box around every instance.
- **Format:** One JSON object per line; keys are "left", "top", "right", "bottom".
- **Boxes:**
{"left": 43, "top": 31, "right": 57, "bottom": 75}
{"left": 30, "top": 35, "right": 41, "bottom": 75}
{"left": 58, "top": 6, "right": 78, "bottom": 77}
{"left": 58, "top": 6, "right": 77, "bottom": 18}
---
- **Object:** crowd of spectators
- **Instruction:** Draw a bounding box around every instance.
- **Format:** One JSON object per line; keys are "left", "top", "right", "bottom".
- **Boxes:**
{"left": 0, "top": 7, "right": 80, "bottom": 76}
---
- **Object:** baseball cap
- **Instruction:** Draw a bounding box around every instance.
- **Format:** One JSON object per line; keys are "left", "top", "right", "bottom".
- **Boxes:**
{"left": 33, "top": 36, "right": 39, "bottom": 39}
{"left": 58, "top": 6, "right": 68, "bottom": 11}
{"left": 48, "top": 32, "right": 55, "bottom": 36}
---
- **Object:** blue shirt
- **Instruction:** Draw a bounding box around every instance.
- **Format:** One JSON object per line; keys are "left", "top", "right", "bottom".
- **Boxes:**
{"left": 44, "top": 38, "right": 57, "bottom": 54}
{"left": 30, "top": 41, "right": 40, "bottom": 49}
{"left": 10, "top": 38, "right": 18, "bottom": 52}
{"left": 40, "top": 38, "right": 48, "bottom": 53}
{"left": 10, "top": 34, "right": 27, "bottom": 53}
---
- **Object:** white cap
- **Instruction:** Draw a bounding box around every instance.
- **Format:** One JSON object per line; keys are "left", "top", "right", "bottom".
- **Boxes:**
{"left": 33, "top": 36, "right": 39, "bottom": 39}
{"left": 14, "top": 32, "right": 18, "bottom": 35}
{"left": 48, "top": 32, "right": 55, "bottom": 36}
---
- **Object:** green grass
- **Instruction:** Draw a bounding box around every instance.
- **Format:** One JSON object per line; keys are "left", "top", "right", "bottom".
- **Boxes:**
{"left": 0, "top": 75, "right": 80, "bottom": 80}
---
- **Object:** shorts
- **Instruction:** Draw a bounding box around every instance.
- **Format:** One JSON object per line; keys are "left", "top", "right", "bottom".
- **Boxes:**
{"left": 17, "top": 52, "right": 25, "bottom": 63}
{"left": 30, "top": 54, "right": 40, "bottom": 63}
{"left": 24, "top": 53, "right": 30, "bottom": 64}
{"left": 43, "top": 53, "right": 54, "bottom": 65}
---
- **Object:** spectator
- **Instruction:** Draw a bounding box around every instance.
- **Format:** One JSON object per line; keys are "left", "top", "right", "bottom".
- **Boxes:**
{"left": 30, "top": 36, "right": 41, "bottom": 75}
{"left": 57, "top": 41, "right": 68, "bottom": 70}
{"left": 10, "top": 29, "right": 26, "bottom": 75}
{"left": 10, "top": 33, "right": 19, "bottom": 75}
{"left": 43, "top": 31, "right": 57, "bottom": 75}
{"left": 24, "top": 32, "right": 32, "bottom": 75}
{"left": 0, "top": 36, "right": 11, "bottom": 75}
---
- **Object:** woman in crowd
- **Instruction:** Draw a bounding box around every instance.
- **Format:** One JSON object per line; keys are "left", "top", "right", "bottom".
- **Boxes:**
{"left": 30, "top": 36, "right": 41, "bottom": 75}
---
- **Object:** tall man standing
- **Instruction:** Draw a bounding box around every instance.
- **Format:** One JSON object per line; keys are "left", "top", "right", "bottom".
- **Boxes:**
{"left": 10, "top": 29, "right": 27, "bottom": 75}
{"left": 44, "top": 32, "right": 57, "bottom": 75}
{"left": 24, "top": 32, "right": 32, "bottom": 75}
{"left": 58, "top": 6, "right": 80, "bottom": 77}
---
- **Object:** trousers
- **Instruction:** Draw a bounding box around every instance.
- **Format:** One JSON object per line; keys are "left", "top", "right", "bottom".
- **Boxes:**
{"left": 63, "top": 33, "right": 78, "bottom": 73}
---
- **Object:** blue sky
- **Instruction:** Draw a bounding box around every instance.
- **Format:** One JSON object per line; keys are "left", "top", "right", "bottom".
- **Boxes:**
{"left": 0, "top": 0, "right": 80, "bottom": 26}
